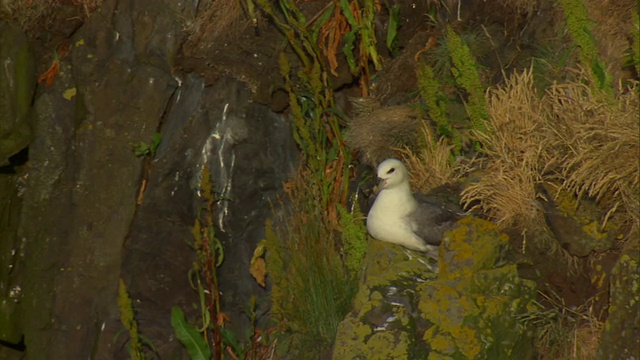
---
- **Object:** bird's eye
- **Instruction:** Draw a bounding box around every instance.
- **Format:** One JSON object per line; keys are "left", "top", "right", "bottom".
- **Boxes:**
{"left": 387, "top": 167, "right": 395, "bottom": 174}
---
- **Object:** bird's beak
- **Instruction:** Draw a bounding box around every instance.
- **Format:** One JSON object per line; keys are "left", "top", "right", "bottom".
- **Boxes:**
{"left": 377, "top": 177, "right": 387, "bottom": 190}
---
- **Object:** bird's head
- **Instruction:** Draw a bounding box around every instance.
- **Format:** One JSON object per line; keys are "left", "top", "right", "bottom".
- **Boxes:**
{"left": 376, "top": 158, "right": 409, "bottom": 190}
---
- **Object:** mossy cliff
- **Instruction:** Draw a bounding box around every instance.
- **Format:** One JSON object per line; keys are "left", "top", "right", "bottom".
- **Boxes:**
{"left": 333, "top": 217, "right": 536, "bottom": 359}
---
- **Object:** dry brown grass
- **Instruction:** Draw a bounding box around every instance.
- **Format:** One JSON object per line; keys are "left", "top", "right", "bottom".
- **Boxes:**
{"left": 1, "top": 0, "right": 101, "bottom": 31}
{"left": 399, "top": 123, "right": 474, "bottom": 192}
{"left": 532, "top": 291, "right": 605, "bottom": 360}
{"left": 185, "top": 0, "right": 247, "bottom": 51}
{"left": 460, "top": 68, "right": 550, "bottom": 231}
{"left": 460, "top": 66, "right": 639, "bottom": 244}
{"left": 346, "top": 104, "right": 423, "bottom": 167}
{"left": 545, "top": 78, "right": 640, "bottom": 236}
{"left": 584, "top": 0, "right": 638, "bottom": 84}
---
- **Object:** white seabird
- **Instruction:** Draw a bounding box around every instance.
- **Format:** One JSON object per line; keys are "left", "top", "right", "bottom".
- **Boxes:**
{"left": 366, "top": 158, "right": 462, "bottom": 253}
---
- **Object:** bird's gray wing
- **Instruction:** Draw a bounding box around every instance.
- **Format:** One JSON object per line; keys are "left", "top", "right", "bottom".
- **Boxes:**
{"left": 407, "top": 194, "right": 464, "bottom": 245}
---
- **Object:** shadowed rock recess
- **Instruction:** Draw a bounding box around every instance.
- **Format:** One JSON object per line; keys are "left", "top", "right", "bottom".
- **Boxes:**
{"left": 0, "top": 1, "right": 296, "bottom": 359}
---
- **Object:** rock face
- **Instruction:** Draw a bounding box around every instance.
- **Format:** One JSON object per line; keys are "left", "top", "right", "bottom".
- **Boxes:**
{"left": 0, "top": 20, "right": 34, "bottom": 350}
{"left": 333, "top": 217, "right": 536, "bottom": 360}
{"left": 0, "top": 1, "right": 297, "bottom": 359}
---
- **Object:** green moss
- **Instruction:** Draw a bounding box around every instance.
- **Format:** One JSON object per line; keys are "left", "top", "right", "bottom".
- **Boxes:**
{"left": 551, "top": 186, "right": 619, "bottom": 254}
{"left": 332, "top": 316, "right": 373, "bottom": 359}
{"left": 333, "top": 239, "right": 440, "bottom": 358}
{"left": 339, "top": 204, "right": 368, "bottom": 277}
{"left": 368, "top": 332, "right": 410, "bottom": 359}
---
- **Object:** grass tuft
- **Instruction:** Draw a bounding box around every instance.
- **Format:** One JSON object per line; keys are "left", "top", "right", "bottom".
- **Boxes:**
{"left": 460, "top": 68, "right": 549, "bottom": 232}
{"left": 265, "top": 172, "right": 357, "bottom": 358}
{"left": 399, "top": 123, "right": 473, "bottom": 193}
{"left": 545, "top": 78, "right": 639, "bottom": 236}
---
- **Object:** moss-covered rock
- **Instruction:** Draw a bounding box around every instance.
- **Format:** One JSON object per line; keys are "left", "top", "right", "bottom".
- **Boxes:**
{"left": 541, "top": 184, "right": 622, "bottom": 257}
{"left": 420, "top": 217, "right": 536, "bottom": 360}
{"left": 596, "top": 241, "right": 640, "bottom": 359}
{"left": 333, "top": 217, "right": 536, "bottom": 360}
{"left": 332, "top": 239, "right": 437, "bottom": 359}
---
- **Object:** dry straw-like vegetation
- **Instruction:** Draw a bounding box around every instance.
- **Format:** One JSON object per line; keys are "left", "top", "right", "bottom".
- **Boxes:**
{"left": 184, "top": 0, "right": 247, "bottom": 49}
{"left": 1, "top": 0, "right": 101, "bottom": 30}
{"left": 400, "top": 123, "right": 473, "bottom": 192}
{"left": 346, "top": 104, "right": 423, "bottom": 167}
{"left": 461, "top": 68, "right": 550, "bottom": 232}
{"left": 525, "top": 290, "right": 605, "bottom": 360}
{"left": 545, "top": 79, "right": 639, "bottom": 234}
{"left": 460, "top": 67, "right": 639, "bottom": 244}
{"left": 583, "top": 0, "right": 637, "bottom": 84}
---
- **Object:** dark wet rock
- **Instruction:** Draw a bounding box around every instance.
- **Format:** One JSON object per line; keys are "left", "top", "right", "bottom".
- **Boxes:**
{"left": 596, "top": 241, "right": 640, "bottom": 359}
{"left": 18, "top": 9, "right": 178, "bottom": 357}
{"left": 0, "top": 1, "right": 298, "bottom": 358}
{"left": 0, "top": 21, "right": 34, "bottom": 166}
{"left": 0, "top": 23, "right": 31, "bottom": 350}
{"left": 118, "top": 74, "right": 297, "bottom": 358}
{"left": 333, "top": 217, "right": 536, "bottom": 359}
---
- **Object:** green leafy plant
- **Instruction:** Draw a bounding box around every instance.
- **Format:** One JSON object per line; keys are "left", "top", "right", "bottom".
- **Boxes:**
{"left": 337, "top": 0, "right": 382, "bottom": 89}
{"left": 416, "top": 27, "right": 489, "bottom": 154}
{"left": 172, "top": 166, "right": 276, "bottom": 360}
{"left": 386, "top": 4, "right": 401, "bottom": 56}
{"left": 132, "top": 133, "right": 162, "bottom": 158}
{"left": 255, "top": 0, "right": 353, "bottom": 225}
{"left": 249, "top": 0, "right": 383, "bottom": 357}
{"left": 417, "top": 62, "right": 453, "bottom": 137}
{"left": 171, "top": 306, "right": 212, "bottom": 360}
{"left": 171, "top": 166, "right": 225, "bottom": 360}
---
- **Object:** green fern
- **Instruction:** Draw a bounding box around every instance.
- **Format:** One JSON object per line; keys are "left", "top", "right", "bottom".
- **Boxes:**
{"left": 446, "top": 26, "right": 489, "bottom": 137}
{"left": 559, "top": 0, "right": 612, "bottom": 90}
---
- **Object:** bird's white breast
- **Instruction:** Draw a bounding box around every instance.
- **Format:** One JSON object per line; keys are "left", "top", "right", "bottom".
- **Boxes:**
{"left": 366, "top": 187, "right": 428, "bottom": 251}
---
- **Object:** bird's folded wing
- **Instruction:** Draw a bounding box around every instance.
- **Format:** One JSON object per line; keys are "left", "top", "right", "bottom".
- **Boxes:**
{"left": 407, "top": 195, "right": 463, "bottom": 246}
